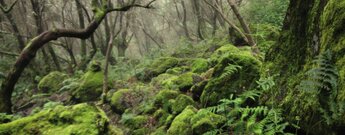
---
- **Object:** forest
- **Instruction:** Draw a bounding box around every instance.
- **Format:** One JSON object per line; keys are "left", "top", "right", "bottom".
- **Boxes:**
{"left": 0, "top": 0, "right": 344, "bottom": 134}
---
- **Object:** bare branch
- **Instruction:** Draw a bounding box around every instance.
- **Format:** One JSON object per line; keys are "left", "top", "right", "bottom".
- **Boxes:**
{"left": 106, "top": 0, "right": 156, "bottom": 12}
{"left": 0, "top": 0, "right": 18, "bottom": 13}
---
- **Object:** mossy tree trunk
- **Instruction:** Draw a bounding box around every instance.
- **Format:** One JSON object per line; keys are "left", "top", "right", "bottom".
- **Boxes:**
{"left": 265, "top": 0, "right": 345, "bottom": 134}
{"left": 0, "top": 0, "right": 156, "bottom": 113}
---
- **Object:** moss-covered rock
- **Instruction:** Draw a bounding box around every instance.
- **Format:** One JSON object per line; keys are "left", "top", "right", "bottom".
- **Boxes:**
{"left": 151, "top": 74, "right": 178, "bottom": 90}
{"left": 153, "top": 90, "right": 180, "bottom": 109}
{"left": 110, "top": 89, "right": 147, "bottom": 114}
{"left": 137, "top": 57, "right": 179, "bottom": 81}
{"left": 167, "top": 106, "right": 197, "bottom": 135}
{"left": 172, "top": 72, "right": 196, "bottom": 92}
{"left": 151, "top": 126, "right": 167, "bottom": 135}
{"left": 38, "top": 71, "right": 68, "bottom": 93}
{"left": 122, "top": 115, "right": 149, "bottom": 129}
{"left": 0, "top": 103, "right": 121, "bottom": 135}
{"left": 190, "top": 80, "right": 208, "bottom": 101}
{"left": 191, "top": 109, "right": 226, "bottom": 134}
{"left": 153, "top": 109, "right": 170, "bottom": 126}
{"left": 171, "top": 94, "right": 195, "bottom": 114}
{"left": 166, "top": 66, "right": 189, "bottom": 75}
{"left": 72, "top": 70, "right": 103, "bottom": 102}
{"left": 191, "top": 58, "right": 209, "bottom": 73}
{"left": 201, "top": 45, "right": 262, "bottom": 106}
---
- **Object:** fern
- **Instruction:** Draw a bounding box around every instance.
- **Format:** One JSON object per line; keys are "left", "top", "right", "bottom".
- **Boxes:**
{"left": 206, "top": 76, "right": 291, "bottom": 134}
{"left": 219, "top": 64, "right": 242, "bottom": 80}
{"left": 298, "top": 50, "right": 342, "bottom": 125}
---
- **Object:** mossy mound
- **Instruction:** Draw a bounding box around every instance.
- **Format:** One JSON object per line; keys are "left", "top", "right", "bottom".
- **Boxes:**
{"left": 151, "top": 73, "right": 178, "bottom": 90}
{"left": 167, "top": 106, "right": 197, "bottom": 135}
{"left": 191, "top": 58, "right": 209, "bottom": 73}
{"left": 153, "top": 90, "right": 180, "bottom": 109}
{"left": 136, "top": 57, "right": 179, "bottom": 81}
{"left": 172, "top": 72, "right": 196, "bottom": 92}
{"left": 191, "top": 109, "right": 226, "bottom": 134}
{"left": 110, "top": 89, "right": 147, "bottom": 114}
{"left": 171, "top": 94, "right": 195, "bottom": 114}
{"left": 72, "top": 70, "right": 103, "bottom": 102}
{"left": 153, "top": 109, "right": 170, "bottom": 126}
{"left": 122, "top": 115, "right": 149, "bottom": 129}
{"left": 201, "top": 45, "right": 262, "bottom": 106}
{"left": 0, "top": 103, "right": 122, "bottom": 135}
{"left": 38, "top": 71, "right": 68, "bottom": 93}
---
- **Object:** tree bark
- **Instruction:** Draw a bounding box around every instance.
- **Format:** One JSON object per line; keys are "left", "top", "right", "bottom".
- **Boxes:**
{"left": 192, "top": 0, "right": 204, "bottom": 40}
{"left": 0, "top": 0, "right": 156, "bottom": 113}
{"left": 227, "top": 0, "right": 256, "bottom": 48}
{"left": 181, "top": 0, "right": 193, "bottom": 41}
{"left": 76, "top": 0, "right": 87, "bottom": 61}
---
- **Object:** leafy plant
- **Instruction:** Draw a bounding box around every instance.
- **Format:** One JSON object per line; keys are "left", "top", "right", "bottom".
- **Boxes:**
{"left": 219, "top": 64, "right": 242, "bottom": 80}
{"left": 205, "top": 77, "right": 292, "bottom": 135}
{"left": 298, "top": 50, "right": 342, "bottom": 125}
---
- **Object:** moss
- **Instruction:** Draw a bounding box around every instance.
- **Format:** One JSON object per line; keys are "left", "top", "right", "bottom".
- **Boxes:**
{"left": 153, "top": 109, "right": 170, "bottom": 126}
{"left": 38, "top": 71, "right": 68, "bottom": 93}
{"left": 132, "top": 128, "right": 150, "bottom": 135}
{"left": 172, "top": 72, "right": 195, "bottom": 92}
{"left": 110, "top": 89, "right": 147, "bottom": 114}
{"left": 166, "top": 66, "right": 189, "bottom": 75}
{"left": 153, "top": 90, "right": 180, "bottom": 109}
{"left": 0, "top": 113, "right": 18, "bottom": 124}
{"left": 137, "top": 57, "right": 179, "bottom": 81}
{"left": 122, "top": 115, "right": 149, "bottom": 129}
{"left": 191, "top": 58, "right": 209, "bottom": 73}
{"left": 210, "top": 44, "right": 241, "bottom": 63}
{"left": 191, "top": 109, "right": 226, "bottom": 134}
{"left": 151, "top": 73, "right": 178, "bottom": 90}
{"left": 0, "top": 103, "right": 116, "bottom": 135}
{"left": 201, "top": 47, "right": 262, "bottom": 106}
{"left": 171, "top": 94, "right": 195, "bottom": 114}
{"left": 151, "top": 126, "right": 167, "bottom": 135}
{"left": 167, "top": 106, "right": 197, "bottom": 135}
{"left": 72, "top": 70, "right": 103, "bottom": 102}
{"left": 190, "top": 80, "right": 208, "bottom": 101}
{"left": 110, "top": 89, "right": 132, "bottom": 114}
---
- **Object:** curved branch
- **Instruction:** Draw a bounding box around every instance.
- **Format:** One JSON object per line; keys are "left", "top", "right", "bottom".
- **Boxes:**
{"left": 0, "top": 0, "right": 18, "bottom": 13}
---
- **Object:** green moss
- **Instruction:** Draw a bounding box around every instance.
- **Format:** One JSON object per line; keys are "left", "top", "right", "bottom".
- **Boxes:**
{"left": 0, "top": 103, "right": 116, "bottom": 135}
{"left": 166, "top": 66, "right": 189, "bottom": 75}
{"left": 132, "top": 128, "right": 150, "bottom": 135}
{"left": 110, "top": 89, "right": 148, "bottom": 114}
{"left": 137, "top": 57, "right": 179, "bottom": 81}
{"left": 171, "top": 94, "right": 195, "bottom": 114}
{"left": 153, "top": 90, "right": 180, "bottom": 109}
{"left": 210, "top": 44, "right": 241, "bottom": 63}
{"left": 110, "top": 89, "right": 132, "bottom": 114}
{"left": 167, "top": 106, "right": 197, "bottom": 135}
{"left": 72, "top": 70, "right": 103, "bottom": 102}
{"left": 151, "top": 126, "right": 167, "bottom": 135}
{"left": 172, "top": 72, "right": 195, "bottom": 92}
{"left": 38, "top": 71, "right": 68, "bottom": 93}
{"left": 190, "top": 80, "right": 208, "bottom": 101}
{"left": 191, "top": 109, "right": 226, "bottom": 134}
{"left": 122, "top": 115, "right": 149, "bottom": 129}
{"left": 191, "top": 58, "right": 209, "bottom": 73}
{"left": 201, "top": 48, "right": 262, "bottom": 106}
{"left": 153, "top": 109, "right": 170, "bottom": 126}
{"left": 151, "top": 74, "right": 178, "bottom": 90}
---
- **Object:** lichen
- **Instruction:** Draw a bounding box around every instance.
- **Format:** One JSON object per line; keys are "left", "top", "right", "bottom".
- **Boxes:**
{"left": 0, "top": 103, "right": 118, "bottom": 135}
{"left": 38, "top": 71, "right": 68, "bottom": 93}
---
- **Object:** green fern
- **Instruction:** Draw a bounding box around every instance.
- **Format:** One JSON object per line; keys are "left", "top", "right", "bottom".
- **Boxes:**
{"left": 298, "top": 50, "right": 342, "bottom": 125}
{"left": 206, "top": 77, "right": 291, "bottom": 134}
{"left": 219, "top": 64, "right": 242, "bottom": 80}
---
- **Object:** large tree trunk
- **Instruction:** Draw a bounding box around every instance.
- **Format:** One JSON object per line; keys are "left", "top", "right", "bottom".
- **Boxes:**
{"left": 265, "top": 0, "right": 345, "bottom": 134}
{"left": 0, "top": 1, "right": 156, "bottom": 113}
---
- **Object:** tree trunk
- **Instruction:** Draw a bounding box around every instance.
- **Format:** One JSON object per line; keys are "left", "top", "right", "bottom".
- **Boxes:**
{"left": 181, "top": 0, "right": 192, "bottom": 41}
{"left": 76, "top": 0, "right": 87, "bottom": 61}
{"left": 227, "top": 0, "right": 256, "bottom": 49}
{"left": 192, "top": 0, "right": 204, "bottom": 40}
{"left": 265, "top": 0, "right": 345, "bottom": 134}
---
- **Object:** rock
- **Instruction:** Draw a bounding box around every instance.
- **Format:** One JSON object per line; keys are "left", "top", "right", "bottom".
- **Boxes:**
{"left": 0, "top": 103, "right": 122, "bottom": 135}
{"left": 38, "top": 71, "right": 68, "bottom": 93}
{"left": 167, "top": 106, "right": 197, "bottom": 135}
